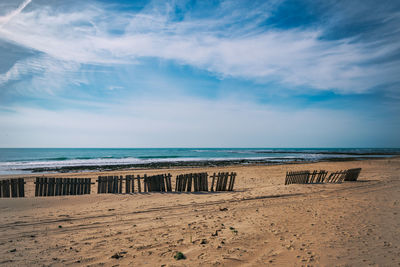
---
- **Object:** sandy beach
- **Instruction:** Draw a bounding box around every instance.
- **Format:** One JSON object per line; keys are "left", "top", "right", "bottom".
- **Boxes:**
{"left": 1, "top": 158, "right": 399, "bottom": 266}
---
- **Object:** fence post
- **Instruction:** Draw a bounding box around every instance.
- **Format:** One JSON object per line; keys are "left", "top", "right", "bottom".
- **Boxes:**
{"left": 176, "top": 175, "right": 180, "bottom": 192}
{"left": 10, "top": 179, "right": 17, "bottom": 197}
{"left": 54, "top": 178, "right": 60, "bottom": 196}
{"left": 167, "top": 173, "right": 172, "bottom": 192}
{"left": 137, "top": 175, "right": 141, "bottom": 193}
{"left": 126, "top": 175, "right": 131, "bottom": 194}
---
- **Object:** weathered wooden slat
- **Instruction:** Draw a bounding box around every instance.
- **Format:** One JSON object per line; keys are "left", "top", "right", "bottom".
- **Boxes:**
{"left": 147, "top": 175, "right": 153, "bottom": 192}
{"left": 166, "top": 173, "right": 171, "bottom": 192}
{"left": 84, "top": 178, "right": 89, "bottom": 194}
{"left": 76, "top": 178, "right": 80, "bottom": 195}
{"left": 216, "top": 172, "right": 221, "bottom": 191}
{"left": 39, "top": 177, "right": 44, "bottom": 196}
{"left": 210, "top": 173, "right": 216, "bottom": 191}
{"left": 75, "top": 178, "right": 81, "bottom": 195}
{"left": 223, "top": 172, "right": 228, "bottom": 190}
{"left": 125, "top": 175, "right": 131, "bottom": 194}
{"left": 54, "top": 178, "right": 59, "bottom": 196}
{"left": 204, "top": 173, "right": 208, "bottom": 191}
{"left": 198, "top": 173, "right": 202, "bottom": 191}
{"left": 118, "top": 176, "right": 123, "bottom": 193}
{"left": 98, "top": 177, "right": 102, "bottom": 194}
{"left": 50, "top": 178, "right": 56, "bottom": 196}
{"left": 144, "top": 174, "right": 148, "bottom": 192}
{"left": 10, "top": 179, "right": 17, "bottom": 197}
{"left": 111, "top": 176, "right": 116, "bottom": 193}
{"left": 1, "top": 180, "right": 6, "bottom": 197}
{"left": 66, "top": 178, "right": 71, "bottom": 195}
{"left": 69, "top": 178, "right": 74, "bottom": 195}
{"left": 204, "top": 173, "right": 209, "bottom": 191}
{"left": 228, "top": 173, "right": 233, "bottom": 191}
{"left": 197, "top": 173, "right": 202, "bottom": 191}
{"left": 181, "top": 174, "right": 186, "bottom": 192}
{"left": 229, "top": 173, "right": 234, "bottom": 191}
{"left": 97, "top": 177, "right": 101, "bottom": 194}
{"left": 100, "top": 177, "right": 104, "bottom": 193}
{"left": 179, "top": 174, "right": 184, "bottom": 192}
{"left": 42, "top": 177, "right": 48, "bottom": 196}
{"left": 81, "top": 178, "right": 86, "bottom": 194}
{"left": 3, "top": 180, "right": 10, "bottom": 197}
{"left": 176, "top": 174, "right": 180, "bottom": 192}
{"left": 60, "top": 178, "right": 65, "bottom": 195}
{"left": 106, "top": 176, "right": 111, "bottom": 193}
{"left": 74, "top": 178, "right": 79, "bottom": 195}
{"left": 68, "top": 178, "right": 73, "bottom": 195}
{"left": 81, "top": 178, "right": 85, "bottom": 194}
{"left": 78, "top": 178, "right": 83, "bottom": 194}
{"left": 199, "top": 173, "right": 204, "bottom": 191}
{"left": 185, "top": 173, "right": 190, "bottom": 192}
{"left": 136, "top": 175, "right": 141, "bottom": 193}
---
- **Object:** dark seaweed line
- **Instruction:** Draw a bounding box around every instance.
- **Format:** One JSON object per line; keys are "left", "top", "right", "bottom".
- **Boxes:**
{"left": 21, "top": 156, "right": 396, "bottom": 173}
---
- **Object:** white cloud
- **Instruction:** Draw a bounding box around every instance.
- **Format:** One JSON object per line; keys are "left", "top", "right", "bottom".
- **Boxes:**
{"left": 0, "top": 54, "right": 83, "bottom": 95}
{"left": 0, "top": 0, "right": 399, "bottom": 95}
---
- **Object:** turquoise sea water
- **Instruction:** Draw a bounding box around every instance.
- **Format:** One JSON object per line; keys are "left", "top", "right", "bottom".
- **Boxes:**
{"left": 0, "top": 148, "right": 399, "bottom": 174}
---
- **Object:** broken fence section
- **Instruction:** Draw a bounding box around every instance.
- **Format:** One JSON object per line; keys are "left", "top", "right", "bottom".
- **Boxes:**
{"left": 211, "top": 172, "right": 236, "bottom": 192}
{"left": 175, "top": 172, "right": 236, "bottom": 192}
{"left": 285, "top": 168, "right": 361, "bottom": 185}
{"left": 344, "top": 168, "right": 362, "bottom": 181}
{"left": 98, "top": 174, "right": 173, "bottom": 193}
{"left": 34, "top": 177, "right": 92, "bottom": 197}
{"left": 175, "top": 173, "right": 208, "bottom": 192}
{"left": 0, "top": 178, "right": 25, "bottom": 198}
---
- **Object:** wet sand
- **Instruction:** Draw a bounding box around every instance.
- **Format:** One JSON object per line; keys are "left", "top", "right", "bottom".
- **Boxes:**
{"left": 1, "top": 158, "right": 399, "bottom": 266}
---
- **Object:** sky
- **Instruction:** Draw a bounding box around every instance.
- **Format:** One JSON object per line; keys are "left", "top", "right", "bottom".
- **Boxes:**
{"left": 0, "top": 0, "right": 399, "bottom": 148}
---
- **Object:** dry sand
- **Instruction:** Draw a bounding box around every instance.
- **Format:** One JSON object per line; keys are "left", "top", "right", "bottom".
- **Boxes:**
{"left": 1, "top": 158, "right": 400, "bottom": 266}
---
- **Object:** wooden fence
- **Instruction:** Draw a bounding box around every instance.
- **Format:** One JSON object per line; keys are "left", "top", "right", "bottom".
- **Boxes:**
{"left": 175, "top": 173, "right": 208, "bottom": 192}
{"left": 1, "top": 171, "right": 237, "bottom": 198}
{"left": 34, "top": 178, "right": 92, "bottom": 196}
{"left": 0, "top": 178, "right": 25, "bottom": 198}
{"left": 210, "top": 172, "right": 236, "bottom": 191}
{"left": 344, "top": 168, "right": 362, "bottom": 181}
{"left": 285, "top": 170, "right": 329, "bottom": 185}
{"left": 285, "top": 169, "right": 360, "bottom": 185}
{"left": 97, "top": 176, "right": 123, "bottom": 194}
{"left": 146, "top": 174, "right": 172, "bottom": 192}
{"left": 98, "top": 174, "right": 173, "bottom": 193}
{"left": 325, "top": 170, "right": 348, "bottom": 183}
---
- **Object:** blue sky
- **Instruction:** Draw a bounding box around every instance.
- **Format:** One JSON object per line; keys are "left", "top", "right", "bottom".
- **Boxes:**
{"left": 0, "top": 0, "right": 399, "bottom": 147}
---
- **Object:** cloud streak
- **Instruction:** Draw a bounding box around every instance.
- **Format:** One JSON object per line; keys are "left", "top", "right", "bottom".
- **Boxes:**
{"left": 0, "top": 0, "right": 31, "bottom": 27}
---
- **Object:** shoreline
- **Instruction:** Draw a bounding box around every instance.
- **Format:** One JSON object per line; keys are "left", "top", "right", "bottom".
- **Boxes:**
{"left": 2, "top": 155, "right": 398, "bottom": 176}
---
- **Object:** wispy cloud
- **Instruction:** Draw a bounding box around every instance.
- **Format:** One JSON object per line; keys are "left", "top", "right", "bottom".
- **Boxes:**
{"left": 0, "top": 0, "right": 399, "bottom": 95}
{"left": 0, "top": 0, "right": 31, "bottom": 27}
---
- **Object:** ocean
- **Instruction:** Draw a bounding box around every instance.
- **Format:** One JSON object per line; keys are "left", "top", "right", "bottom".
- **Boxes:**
{"left": 0, "top": 148, "right": 399, "bottom": 175}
